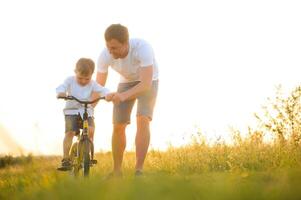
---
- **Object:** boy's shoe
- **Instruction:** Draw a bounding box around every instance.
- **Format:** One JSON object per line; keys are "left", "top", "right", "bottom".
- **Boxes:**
{"left": 135, "top": 170, "right": 143, "bottom": 177}
{"left": 57, "top": 158, "right": 72, "bottom": 171}
{"left": 90, "top": 159, "right": 98, "bottom": 165}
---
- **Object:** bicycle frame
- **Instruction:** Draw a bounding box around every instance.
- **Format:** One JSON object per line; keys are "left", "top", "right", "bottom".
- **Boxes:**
{"left": 58, "top": 95, "right": 104, "bottom": 177}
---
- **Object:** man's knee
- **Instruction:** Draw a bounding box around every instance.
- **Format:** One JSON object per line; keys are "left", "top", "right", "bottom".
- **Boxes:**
{"left": 137, "top": 115, "right": 150, "bottom": 130}
{"left": 137, "top": 115, "right": 150, "bottom": 127}
{"left": 113, "top": 123, "right": 127, "bottom": 135}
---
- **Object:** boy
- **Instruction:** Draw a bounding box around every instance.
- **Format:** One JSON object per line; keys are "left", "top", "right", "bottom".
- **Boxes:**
{"left": 56, "top": 57, "right": 110, "bottom": 171}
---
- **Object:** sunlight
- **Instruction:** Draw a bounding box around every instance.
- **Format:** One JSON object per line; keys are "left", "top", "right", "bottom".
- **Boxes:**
{"left": 0, "top": 0, "right": 300, "bottom": 155}
{"left": 0, "top": 125, "right": 24, "bottom": 155}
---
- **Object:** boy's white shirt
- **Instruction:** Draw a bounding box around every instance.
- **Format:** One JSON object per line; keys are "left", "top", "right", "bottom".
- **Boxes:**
{"left": 97, "top": 38, "right": 159, "bottom": 83}
{"left": 56, "top": 76, "right": 110, "bottom": 118}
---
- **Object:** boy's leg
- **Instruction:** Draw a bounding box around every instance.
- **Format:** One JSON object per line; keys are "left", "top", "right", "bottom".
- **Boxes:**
{"left": 58, "top": 115, "right": 79, "bottom": 171}
{"left": 63, "top": 131, "right": 75, "bottom": 158}
{"left": 59, "top": 131, "right": 75, "bottom": 171}
{"left": 87, "top": 117, "right": 95, "bottom": 141}
{"left": 88, "top": 127, "right": 94, "bottom": 141}
{"left": 63, "top": 115, "right": 80, "bottom": 159}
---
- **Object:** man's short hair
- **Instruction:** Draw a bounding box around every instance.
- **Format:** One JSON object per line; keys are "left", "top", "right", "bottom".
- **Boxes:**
{"left": 105, "top": 24, "right": 129, "bottom": 44}
{"left": 75, "top": 58, "right": 95, "bottom": 76}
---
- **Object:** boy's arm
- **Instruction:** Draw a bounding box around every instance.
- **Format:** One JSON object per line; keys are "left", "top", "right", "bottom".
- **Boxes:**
{"left": 56, "top": 77, "right": 71, "bottom": 98}
{"left": 91, "top": 92, "right": 101, "bottom": 108}
{"left": 92, "top": 72, "right": 108, "bottom": 106}
{"left": 56, "top": 92, "right": 66, "bottom": 98}
{"left": 91, "top": 80, "right": 111, "bottom": 107}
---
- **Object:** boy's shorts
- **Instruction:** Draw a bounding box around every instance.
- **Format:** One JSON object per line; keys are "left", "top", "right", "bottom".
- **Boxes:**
{"left": 65, "top": 115, "right": 95, "bottom": 135}
{"left": 113, "top": 80, "right": 159, "bottom": 124}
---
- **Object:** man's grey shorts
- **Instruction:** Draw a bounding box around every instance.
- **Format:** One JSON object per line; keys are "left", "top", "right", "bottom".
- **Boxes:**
{"left": 113, "top": 80, "right": 159, "bottom": 124}
{"left": 65, "top": 115, "right": 95, "bottom": 135}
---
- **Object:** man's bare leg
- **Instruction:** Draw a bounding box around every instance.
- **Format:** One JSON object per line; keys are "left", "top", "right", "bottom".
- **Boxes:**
{"left": 135, "top": 115, "right": 150, "bottom": 171}
{"left": 112, "top": 123, "right": 127, "bottom": 174}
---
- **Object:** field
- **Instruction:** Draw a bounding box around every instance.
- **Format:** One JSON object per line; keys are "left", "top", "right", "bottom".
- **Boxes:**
{"left": 1, "top": 142, "right": 301, "bottom": 200}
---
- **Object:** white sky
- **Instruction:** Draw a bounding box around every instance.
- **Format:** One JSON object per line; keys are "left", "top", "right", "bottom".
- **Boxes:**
{"left": 0, "top": 0, "right": 300, "bottom": 155}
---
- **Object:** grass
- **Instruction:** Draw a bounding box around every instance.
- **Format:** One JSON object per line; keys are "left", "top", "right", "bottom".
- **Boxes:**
{"left": 1, "top": 147, "right": 301, "bottom": 200}
{"left": 0, "top": 154, "right": 32, "bottom": 169}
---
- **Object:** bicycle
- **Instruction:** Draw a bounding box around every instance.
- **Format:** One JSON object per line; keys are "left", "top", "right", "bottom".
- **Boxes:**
{"left": 58, "top": 95, "right": 104, "bottom": 177}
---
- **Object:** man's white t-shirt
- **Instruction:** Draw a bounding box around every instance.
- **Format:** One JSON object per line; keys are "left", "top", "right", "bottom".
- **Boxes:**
{"left": 97, "top": 38, "right": 159, "bottom": 83}
{"left": 56, "top": 76, "right": 110, "bottom": 117}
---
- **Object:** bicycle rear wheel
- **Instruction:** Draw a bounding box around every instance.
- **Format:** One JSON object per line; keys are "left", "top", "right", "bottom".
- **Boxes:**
{"left": 72, "top": 162, "right": 80, "bottom": 177}
{"left": 83, "top": 139, "right": 91, "bottom": 177}
{"left": 71, "top": 142, "right": 80, "bottom": 177}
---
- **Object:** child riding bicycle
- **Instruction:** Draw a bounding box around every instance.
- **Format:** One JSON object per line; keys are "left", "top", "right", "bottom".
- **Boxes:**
{"left": 56, "top": 57, "right": 110, "bottom": 171}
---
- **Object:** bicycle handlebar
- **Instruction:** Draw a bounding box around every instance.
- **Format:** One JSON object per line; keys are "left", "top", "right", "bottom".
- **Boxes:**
{"left": 58, "top": 95, "right": 105, "bottom": 104}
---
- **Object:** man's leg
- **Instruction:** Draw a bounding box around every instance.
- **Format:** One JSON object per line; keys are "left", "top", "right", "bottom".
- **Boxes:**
{"left": 112, "top": 123, "right": 127, "bottom": 174}
{"left": 111, "top": 82, "right": 137, "bottom": 175}
{"left": 135, "top": 116, "right": 150, "bottom": 171}
{"left": 135, "top": 80, "right": 158, "bottom": 172}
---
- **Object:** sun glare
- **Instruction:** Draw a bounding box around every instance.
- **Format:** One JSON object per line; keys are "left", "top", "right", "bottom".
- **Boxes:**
{"left": 0, "top": 0, "right": 300, "bottom": 155}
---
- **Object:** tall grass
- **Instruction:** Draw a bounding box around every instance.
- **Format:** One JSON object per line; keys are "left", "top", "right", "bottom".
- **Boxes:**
{"left": 0, "top": 154, "right": 32, "bottom": 168}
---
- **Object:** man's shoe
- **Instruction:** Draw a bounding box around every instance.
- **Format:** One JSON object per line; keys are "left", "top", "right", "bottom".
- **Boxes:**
{"left": 57, "top": 158, "right": 72, "bottom": 171}
{"left": 135, "top": 170, "right": 143, "bottom": 177}
{"left": 103, "top": 171, "right": 123, "bottom": 180}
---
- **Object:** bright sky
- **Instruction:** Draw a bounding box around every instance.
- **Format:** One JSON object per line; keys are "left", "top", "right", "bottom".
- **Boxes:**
{"left": 0, "top": 0, "right": 300, "bottom": 155}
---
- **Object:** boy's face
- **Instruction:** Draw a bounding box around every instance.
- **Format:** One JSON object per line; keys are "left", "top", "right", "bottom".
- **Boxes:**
{"left": 75, "top": 72, "right": 92, "bottom": 86}
{"left": 106, "top": 39, "right": 129, "bottom": 59}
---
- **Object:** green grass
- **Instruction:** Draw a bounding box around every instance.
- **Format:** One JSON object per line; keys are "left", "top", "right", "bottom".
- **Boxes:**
{"left": 1, "top": 150, "right": 301, "bottom": 200}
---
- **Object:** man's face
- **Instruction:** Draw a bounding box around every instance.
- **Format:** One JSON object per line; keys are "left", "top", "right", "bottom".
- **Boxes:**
{"left": 106, "top": 39, "right": 129, "bottom": 59}
{"left": 75, "top": 72, "right": 92, "bottom": 86}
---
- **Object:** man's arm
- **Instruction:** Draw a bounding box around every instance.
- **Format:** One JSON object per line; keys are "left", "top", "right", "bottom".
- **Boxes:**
{"left": 112, "top": 66, "right": 153, "bottom": 104}
{"left": 96, "top": 72, "right": 108, "bottom": 86}
{"left": 92, "top": 72, "right": 109, "bottom": 107}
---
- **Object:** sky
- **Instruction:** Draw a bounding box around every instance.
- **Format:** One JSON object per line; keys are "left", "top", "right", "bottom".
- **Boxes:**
{"left": 0, "top": 0, "right": 300, "bottom": 155}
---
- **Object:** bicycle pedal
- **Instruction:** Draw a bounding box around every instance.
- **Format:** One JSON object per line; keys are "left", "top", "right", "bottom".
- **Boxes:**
{"left": 91, "top": 159, "right": 97, "bottom": 164}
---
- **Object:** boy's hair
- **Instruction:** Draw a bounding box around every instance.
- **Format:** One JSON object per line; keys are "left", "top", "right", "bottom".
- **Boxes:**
{"left": 105, "top": 24, "right": 129, "bottom": 44}
{"left": 75, "top": 58, "right": 95, "bottom": 76}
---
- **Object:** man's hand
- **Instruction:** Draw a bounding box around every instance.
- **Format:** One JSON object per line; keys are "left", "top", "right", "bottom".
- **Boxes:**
{"left": 57, "top": 93, "right": 66, "bottom": 98}
{"left": 112, "top": 92, "right": 127, "bottom": 105}
{"left": 105, "top": 92, "right": 116, "bottom": 102}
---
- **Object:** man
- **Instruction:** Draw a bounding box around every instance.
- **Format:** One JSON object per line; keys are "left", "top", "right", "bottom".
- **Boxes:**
{"left": 97, "top": 24, "right": 159, "bottom": 177}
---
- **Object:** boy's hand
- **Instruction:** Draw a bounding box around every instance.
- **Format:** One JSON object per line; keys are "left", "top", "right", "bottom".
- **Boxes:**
{"left": 57, "top": 93, "right": 66, "bottom": 98}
